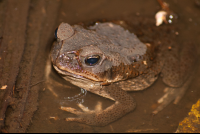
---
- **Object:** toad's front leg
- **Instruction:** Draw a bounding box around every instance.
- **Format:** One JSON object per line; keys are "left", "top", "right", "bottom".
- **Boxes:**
{"left": 60, "top": 84, "right": 136, "bottom": 126}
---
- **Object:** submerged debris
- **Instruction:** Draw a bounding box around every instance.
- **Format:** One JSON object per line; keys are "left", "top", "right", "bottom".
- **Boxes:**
{"left": 155, "top": 0, "right": 177, "bottom": 26}
{"left": 155, "top": 11, "right": 167, "bottom": 26}
{"left": 0, "top": 85, "right": 7, "bottom": 90}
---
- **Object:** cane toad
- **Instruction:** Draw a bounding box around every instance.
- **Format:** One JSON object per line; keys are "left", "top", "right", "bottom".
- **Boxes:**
{"left": 50, "top": 20, "right": 196, "bottom": 126}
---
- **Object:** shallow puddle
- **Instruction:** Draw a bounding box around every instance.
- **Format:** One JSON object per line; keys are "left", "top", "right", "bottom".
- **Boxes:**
{"left": 25, "top": 0, "right": 200, "bottom": 133}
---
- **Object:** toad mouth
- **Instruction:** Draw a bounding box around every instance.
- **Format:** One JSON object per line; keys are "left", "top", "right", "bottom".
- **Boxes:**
{"left": 53, "top": 65, "right": 84, "bottom": 79}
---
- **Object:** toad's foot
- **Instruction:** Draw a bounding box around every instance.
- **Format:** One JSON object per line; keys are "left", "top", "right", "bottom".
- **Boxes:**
{"left": 61, "top": 100, "right": 135, "bottom": 126}
{"left": 153, "top": 73, "right": 194, "bottom": 114}
{"left": 61, "top": 101, "right": 103, "bottom": 124}
{"left": 61, "top": 101, "right": 103, "bottom": 117}
{"left": 61, "top": 84, "right": 136, "bottom": 126}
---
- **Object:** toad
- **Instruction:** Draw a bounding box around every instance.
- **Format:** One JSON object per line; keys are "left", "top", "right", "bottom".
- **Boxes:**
{"left": 50, "top": 20, "right": 196, "bottom": 126}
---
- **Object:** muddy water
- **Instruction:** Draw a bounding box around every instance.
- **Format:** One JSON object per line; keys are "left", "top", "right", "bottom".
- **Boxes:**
{"left": 25, "top": 0, "right": 200, "bottom": 133}
{"left": 1, "top": 0, "right": 199, "bottom": 133}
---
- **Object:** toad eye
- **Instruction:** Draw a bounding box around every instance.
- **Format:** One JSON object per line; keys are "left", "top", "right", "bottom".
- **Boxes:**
{"left": 54, "top": 28, "right": 58, "bottom": 38}
{"left": 85, "top": 55, "right": 100, "bottom": 66}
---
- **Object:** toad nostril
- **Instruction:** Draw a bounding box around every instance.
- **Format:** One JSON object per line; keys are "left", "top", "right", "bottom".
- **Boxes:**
{"left": 64, "top": 56, "right": 72, "bottom": 63}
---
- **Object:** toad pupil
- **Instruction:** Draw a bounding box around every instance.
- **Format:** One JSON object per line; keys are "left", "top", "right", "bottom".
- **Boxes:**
{"left": 85, "top": 55, "right": 100, "bottom": 66}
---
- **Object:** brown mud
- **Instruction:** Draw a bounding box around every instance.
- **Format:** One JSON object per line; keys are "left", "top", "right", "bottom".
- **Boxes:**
{"left": 0, "top": 0, "right": 200, "bottom": 133}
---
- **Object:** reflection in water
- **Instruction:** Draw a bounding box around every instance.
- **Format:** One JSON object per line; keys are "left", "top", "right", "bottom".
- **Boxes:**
{"left": 28, "top": 0, "right": 200, "bottom": 133}
{"left": 59, "top": 88, "right": 87, "bottom": 105}
{"left": 45, "top": 59, "right": 87, "bottom": 106}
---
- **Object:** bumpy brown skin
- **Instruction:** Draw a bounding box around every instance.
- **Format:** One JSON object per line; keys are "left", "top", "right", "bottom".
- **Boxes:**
{"left": 50, "top": 20, "right": 197, "bottom": 126}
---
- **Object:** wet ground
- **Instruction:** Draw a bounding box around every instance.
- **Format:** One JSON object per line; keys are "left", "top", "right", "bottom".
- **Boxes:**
{"left": 0, "top": 0, "right": 200, "bottom": 133}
